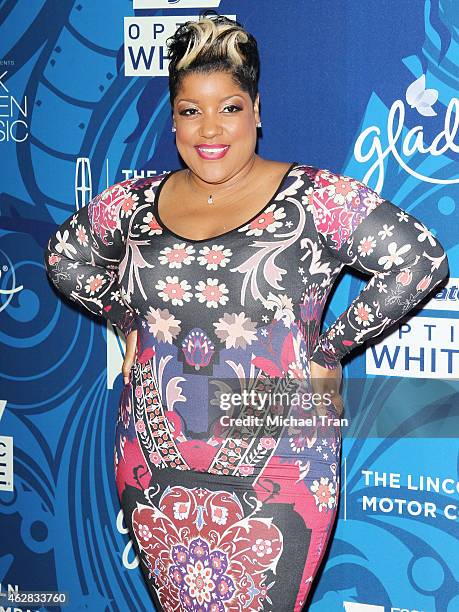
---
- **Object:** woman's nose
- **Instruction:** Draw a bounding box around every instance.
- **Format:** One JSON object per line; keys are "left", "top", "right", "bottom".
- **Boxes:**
{"left": 199, "top": 115, "right": 223, "bottom": 138}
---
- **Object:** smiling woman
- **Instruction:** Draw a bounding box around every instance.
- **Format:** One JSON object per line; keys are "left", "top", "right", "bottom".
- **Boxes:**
{"left": 43, "top": 10, "right": 449, "bottom": 612}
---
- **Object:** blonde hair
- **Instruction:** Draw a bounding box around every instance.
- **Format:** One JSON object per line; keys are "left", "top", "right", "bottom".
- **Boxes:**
{"left": 175, "top": 16, "right": 249, "bottom": 70}
{"left": 166, "top": 12, "right": 260, "bottom": 106}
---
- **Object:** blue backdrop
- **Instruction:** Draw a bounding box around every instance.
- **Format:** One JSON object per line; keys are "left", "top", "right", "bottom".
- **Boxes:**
{"left": 1, "top": 1, "right": 458, "bottom": 611}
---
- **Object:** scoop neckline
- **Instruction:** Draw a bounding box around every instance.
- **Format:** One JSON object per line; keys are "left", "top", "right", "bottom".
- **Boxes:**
{"left": 152, "top": 161, "right": 299, "bottom": 243}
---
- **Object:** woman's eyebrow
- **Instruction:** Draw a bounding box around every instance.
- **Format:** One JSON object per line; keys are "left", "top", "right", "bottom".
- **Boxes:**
{"left": 176, "top": 94, "right": 244, "bottom": 103}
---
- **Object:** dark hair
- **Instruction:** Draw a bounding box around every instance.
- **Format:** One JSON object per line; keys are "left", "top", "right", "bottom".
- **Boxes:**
{"left": 166, "top": 10, "right": 260, "bottom": 107}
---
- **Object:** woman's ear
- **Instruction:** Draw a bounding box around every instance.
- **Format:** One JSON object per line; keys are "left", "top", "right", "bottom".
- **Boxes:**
{"left": 254, "top": 92, "right": 261, "bottom": 124}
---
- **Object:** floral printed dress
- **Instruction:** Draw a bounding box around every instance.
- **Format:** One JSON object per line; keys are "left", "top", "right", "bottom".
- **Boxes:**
{"left": 44, "top": 162, "right": 448, "bottom": 611}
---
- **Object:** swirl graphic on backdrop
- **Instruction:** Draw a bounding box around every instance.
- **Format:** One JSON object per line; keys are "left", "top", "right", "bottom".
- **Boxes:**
{"left": 0, "top": 250, "right": 23, "bottom": 313}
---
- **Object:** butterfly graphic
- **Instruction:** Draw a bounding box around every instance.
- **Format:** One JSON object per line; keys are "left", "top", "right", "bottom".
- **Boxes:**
{"left": 406, "top": 74, "right": 438, "bottom": 117}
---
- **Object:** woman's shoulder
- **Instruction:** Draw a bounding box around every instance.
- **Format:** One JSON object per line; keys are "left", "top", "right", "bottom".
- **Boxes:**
{"left": 292, "top": 163, "right": 357, "bottom": 186}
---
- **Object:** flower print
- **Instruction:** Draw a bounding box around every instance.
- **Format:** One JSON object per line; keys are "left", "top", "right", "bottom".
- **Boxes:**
{"left": 396, "top": 210, "right": 409, "bottom": 223}
{"left": 143, "top": 184, "right": 156, "bottom": 203}
{"left": 357, "top": 235, "right": 376, "bottom": 257}
{"left": 110, "top": 289, "right": 123, "bottom": 303}
{"left": 239, "top": 203, "right": 286, "bottom": 236}
{"left": 414, "top": 221, "right": 436, "bottom": 246}
{"left": 76, "top": 224, "right": 88, "bottom": 247}
{"left": 48, "top": 253, "right": 61, "bottom": 266}
{"left": 198, "top": 245, "right": 232, "bottom": 270}
{"left": 159, "top": 243, "right": 195, "bottom": 268}
{"left": 310, "top": 476, "right": 336, "bottom": 511}
{"left": 325, "top": 174, "right": 360, "bottom": 206}
{"left": 354, "top": 301, "right": 374, "bottom": 326}
{"left": 156, "top": 276, "right": 192, "bottom": 306}
{"left": 300, "top": 284, "right": 324, "bottom": 323}
{"left": 69, "top": 213, "right": 78, "bottom": 228}
{"left": 173, "top": 501, "right": 191, "bottom": 521}
{"left": 211, "top": 504, "right": 229, "bottom": 525}
{"left": 195, "top": 279, "right": 229, "bottom": 308}
{"left": 149, "top": 451, "right": 162, "bottom": 465}
{"left": 376, "top": 280, "right": 388, "bottom": 293}
{"left": 131, "top": 487, "right": 283, "bottom": 610}
{"left": 140, "top": 212, "right": 162, "bottom": 235}
{"left": 288, "top": 360, "right": 307, "bottom": 379}
{"left": 170, "top": 539, "right": 235, "bottom": 607}
{"left": 85, "top": 274, "right": 106, "bottom": 295}
{"left": 377, "top": 241, "right": 412, "bottom": 270}
{"left": 385, "top": 285, "right": 404, "bottom": 307}
{"left": 147, "top": 307, "right": 181, "bottom": 343}
{"left": 417, "top": 275, "right": 432, "bottom": 291}
{"left": 252, "top": 538, "right": 273, "bottom": 558}
{"left": 378, "top": 224, "right": 394, "bottom": 240}
{"left": 259, "top": 437, "right": 276, "bottom": 450}
{"left": 396, "top": 269, "right": 412, "bottom": 286}
{"left": 181, "top": 328, "right": 215, "bottom": 369}
{"left": 238, "top": 464, "right": 254, "bottom": 476}
{"left": 119, "top": 190, "right": 139, "bottom": 218}
{"left": 334, "top": 321, "right": 345, "bottom": 335}
{"left": 55, "top": 229, "right": 77, "bottom": 259}
{"left": 184, "top": 559, "right": 215, "bottom": 605}
{"left": 137, "top": 524, "right": 153, "bottom": 542}
{"left": 214, "top": 312, "right": 257, "bottom": 349}
{"left": 265, "top": 292, "right": 295, "bottom": 327}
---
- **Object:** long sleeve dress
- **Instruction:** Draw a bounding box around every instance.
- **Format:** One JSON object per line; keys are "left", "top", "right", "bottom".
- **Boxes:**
{"left": 44, "top": 163, "right": 448, "bottom": 611}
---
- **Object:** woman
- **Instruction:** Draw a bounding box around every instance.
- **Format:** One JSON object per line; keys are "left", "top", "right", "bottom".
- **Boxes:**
{"left": 44, "top": 12, "right": 448, "bottom": 612}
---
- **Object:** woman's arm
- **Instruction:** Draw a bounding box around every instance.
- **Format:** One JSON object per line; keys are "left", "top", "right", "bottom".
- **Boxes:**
{"left": 308, "top": 168, "right": 449, "bottom": 369}
{"left": 43, "top": 181, "right": 137, "bottom": 337}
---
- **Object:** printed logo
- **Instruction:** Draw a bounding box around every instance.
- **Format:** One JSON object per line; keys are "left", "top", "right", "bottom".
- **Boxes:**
{"left": 0, "top": 69, "right": 29, "bottom": 143}
{"left": 75, "top": 158, "right": 93, "bottom": 211}
{"left": 353, "top": 74, "right": 459, "bottom": 192}
{"left": 366, "top": 316, "right": 459, "bottom": 378}
{"left": 421, "top": 277, "right": 459, "bottom": 312}
{"left": 124, "top": 14, "right": 235, "bottom": 76}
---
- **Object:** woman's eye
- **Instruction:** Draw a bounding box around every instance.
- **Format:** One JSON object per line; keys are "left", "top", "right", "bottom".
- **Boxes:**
{"left": 179, "top": 108, "right": 198, "bottom": 116}
{"left": 223, "top": 104, "right": 242, "bottom": 112}
{"left": 178, "top": 105, "right": 242, "bottom": 117}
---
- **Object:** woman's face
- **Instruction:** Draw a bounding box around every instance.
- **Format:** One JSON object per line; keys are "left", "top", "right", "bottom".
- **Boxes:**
{"left": 172, "top": 70, "right": 260, "bottom": 183}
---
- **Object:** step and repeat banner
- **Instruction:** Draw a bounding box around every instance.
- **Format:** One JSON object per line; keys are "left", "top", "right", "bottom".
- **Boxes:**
{"left": 1, "top": 1, "right": 458, "bottom": 611}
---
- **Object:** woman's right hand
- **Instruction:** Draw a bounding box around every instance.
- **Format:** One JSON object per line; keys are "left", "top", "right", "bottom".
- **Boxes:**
{"left": 310, "top": 359, "right": 343, "bottom": 418}
{"left": 122, "top": 329, "right": 138, "bottom": 384}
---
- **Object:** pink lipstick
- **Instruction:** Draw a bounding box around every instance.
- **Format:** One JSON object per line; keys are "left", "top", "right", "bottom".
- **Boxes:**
{"left": 195, "top": 144, "right": 230, "bottom": 160}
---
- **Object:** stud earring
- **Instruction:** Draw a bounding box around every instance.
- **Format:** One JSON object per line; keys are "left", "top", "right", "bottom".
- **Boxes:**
{"left": 256, "top": 122, "right": 262, "bottom": 128}
{"left": 172, "top": 126, "right": 176, "bottom": 132}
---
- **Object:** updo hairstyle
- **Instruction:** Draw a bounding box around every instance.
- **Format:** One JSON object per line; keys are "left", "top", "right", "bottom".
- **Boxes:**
{"left": 166, "top": 11, "right": 260, "bottom": 107}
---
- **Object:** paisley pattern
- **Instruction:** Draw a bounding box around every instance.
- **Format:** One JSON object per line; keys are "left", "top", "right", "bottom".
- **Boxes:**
{"left": 132, "top": 484, "right": 283, "bottom": 610}
{"left": 44, "top": 162, "right": 448, "bottom": 610}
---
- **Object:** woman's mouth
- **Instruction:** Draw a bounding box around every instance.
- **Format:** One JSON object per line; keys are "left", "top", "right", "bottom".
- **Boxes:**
{"left": 195, "top": 144, "right": 230, "bottom": 160}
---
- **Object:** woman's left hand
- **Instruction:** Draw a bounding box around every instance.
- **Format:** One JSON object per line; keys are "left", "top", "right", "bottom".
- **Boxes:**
{"left": 122, "top": 329, "right": 138, "bottom": 384}
{"left": 310, "top": 359, "right": 343, "bottom": 418}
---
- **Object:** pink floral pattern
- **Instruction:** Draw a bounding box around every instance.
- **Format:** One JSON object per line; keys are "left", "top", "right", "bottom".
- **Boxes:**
{"left": 44, "top": 162, "right": 448, "bottom": 610}
{"left": 307, "top": 168, "right": 385, "bottom": 251}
